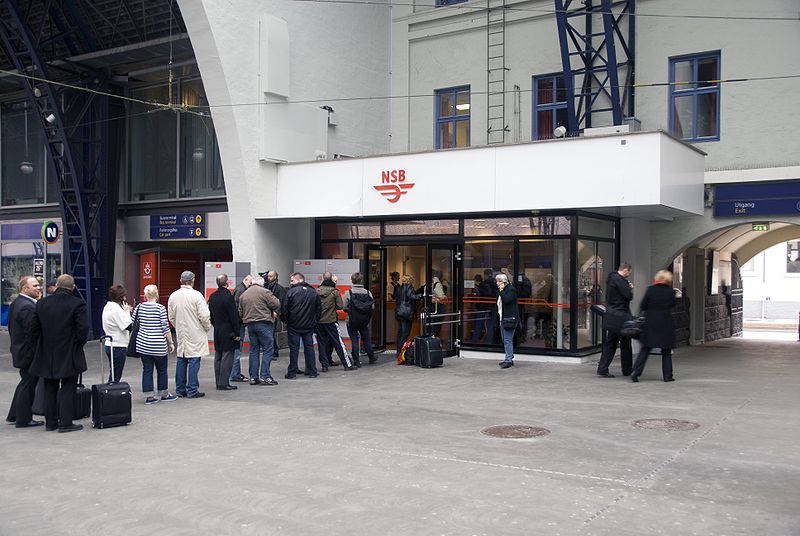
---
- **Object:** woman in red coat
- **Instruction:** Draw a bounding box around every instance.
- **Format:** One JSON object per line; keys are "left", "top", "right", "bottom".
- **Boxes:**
{"left": 631, "top": 270, "right": 676, "bottom": 383}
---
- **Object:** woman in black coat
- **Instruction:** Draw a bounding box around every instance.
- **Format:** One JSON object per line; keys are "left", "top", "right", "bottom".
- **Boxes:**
{"left": 496, "top": 273, "right": 519, "bottom": 369}
{"left": 631, "top": 270, "right": 676, "bottom": 382}
{"left": 394, "top": 274, "right": 420, "bottom": 360}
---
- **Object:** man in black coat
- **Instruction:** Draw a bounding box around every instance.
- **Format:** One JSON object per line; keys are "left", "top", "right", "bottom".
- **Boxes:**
{"left": 281, "top": 272, "right": 321, "bottom": 379}
{"left": 208, "top": 274, "right": 241, "bottom": 391}
{"left": 28, "top": 274, "right": 88, "bottom": 433}
{"left": 266, "top": 270, "right": 286, "bottom": 360}
{"left": 5, "top": 275, "right": 43, "bottom": 428}
{"left": 597, "top": 262, "right": 634, "bottom": 378}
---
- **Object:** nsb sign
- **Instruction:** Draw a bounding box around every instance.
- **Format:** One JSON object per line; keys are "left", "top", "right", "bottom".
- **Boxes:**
{"left": 373, "top": 169, "right": 414, "bottom": 203}
{"left": 41, "top": 220, "right": 60, "bottom": 244}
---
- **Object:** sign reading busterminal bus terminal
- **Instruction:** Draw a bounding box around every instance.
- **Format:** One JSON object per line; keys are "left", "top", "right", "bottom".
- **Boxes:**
{"left": 150, "top": 213, "right": 206, "bottom": 239}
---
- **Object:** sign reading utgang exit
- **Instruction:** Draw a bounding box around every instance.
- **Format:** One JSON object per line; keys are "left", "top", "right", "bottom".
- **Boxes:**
{"left": 150, "top": 213, "right": 206, "bottom": 239}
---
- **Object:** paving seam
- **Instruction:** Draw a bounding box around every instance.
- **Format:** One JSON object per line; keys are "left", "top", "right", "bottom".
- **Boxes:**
{"left": 581, "top": 396, "right": 756, "bottom": 527}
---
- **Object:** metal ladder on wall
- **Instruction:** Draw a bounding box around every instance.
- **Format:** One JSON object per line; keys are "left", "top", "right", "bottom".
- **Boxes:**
{"left": 487, "top": 0, "right": 508, "bottom": 144}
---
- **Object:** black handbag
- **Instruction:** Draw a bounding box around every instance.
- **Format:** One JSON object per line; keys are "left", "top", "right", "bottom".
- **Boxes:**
{"left": 621, "top": 316, "right": 645, "bottom": 339}
{"left": 395, "top": 301, "right": 414, "bottom": 321}
{"left": 502, "top": 316, "right": 518, "bottom": 329}
{"left": 126, "top": 306, "right": 140, "bottom": 358}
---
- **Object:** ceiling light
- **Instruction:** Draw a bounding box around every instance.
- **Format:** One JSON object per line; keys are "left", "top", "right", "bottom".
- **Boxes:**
{"left": 472, "top": 219, "right": 486, "bottom": 222}
{"left": 45, "top": 113, "right": 56, "bottom": 124}
{"left": 19, "top": 161, "right": 34, "bottom": 174}
{"left": 498, "top": 222, "right": 509, "bottom": 225}
{"left": 455, "top": 103, "right": 470, "bottom": 111}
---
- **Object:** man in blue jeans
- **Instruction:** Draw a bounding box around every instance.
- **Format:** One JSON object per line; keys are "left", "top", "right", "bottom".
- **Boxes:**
{"left": 167, "top": 271, "right": 212, "bottom": 398}
{"left": 281, "top": 272, "right": 321, "bottom": 379}
{"left": 238, "top": 275, "right": 281, "bottom": 385}
{"left": 231, "top": 274, "right": 253, "bottom": 382}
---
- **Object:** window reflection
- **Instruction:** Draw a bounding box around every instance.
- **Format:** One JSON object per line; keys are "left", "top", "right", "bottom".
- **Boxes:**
{"left": 518, "top": 240, "right": 571, "bottom": 350}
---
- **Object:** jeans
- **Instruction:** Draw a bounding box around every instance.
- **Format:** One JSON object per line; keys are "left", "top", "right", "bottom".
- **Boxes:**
{"left": 104, "top": 346, "right": 126, "bottom": 383}
{"left": 231, "top": 324, "right": 247, "bottom": 379}
{"left": 501, "top": 326, "right": 515, "bottom": 363}
{"left": 317, "top": 322, "right": 352, "bottom": 368}
{"left": 347, "top": 323, "right": 374, "bottom": 364}
{"left": 396, "top": 318, "right": 412, "bottom": 357}
{"left": 248, "top": 321, "right": 275, "bottom": 380}
{"left": 470, "top": 311, "right": 488, "bottom": 343}
{"left": 287, "top": 327, "right": 317, "bottom": 375}
{"left": 141, "top": 353, "right": 169, "bottom": 398}
{"left": 175, "top": 356, "right": 201, "bottom": 396}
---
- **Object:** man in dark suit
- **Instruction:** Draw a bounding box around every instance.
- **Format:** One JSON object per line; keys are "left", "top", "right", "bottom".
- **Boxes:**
{"left": 5, "top": 275, "right": 43, "bottom": 428}
{"left": 28, "top": 274, "right": 88, "bottom": 433}
{"left": 597, "top": 262, "right": 634, "bottom": 378}
{"left": 208, "top": 274, "right": 241, "bottom": 391}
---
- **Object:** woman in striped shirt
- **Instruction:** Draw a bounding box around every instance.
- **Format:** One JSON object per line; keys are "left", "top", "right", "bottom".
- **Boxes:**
{"left": 132, "top": 285, "right": 178, "bottom": 404}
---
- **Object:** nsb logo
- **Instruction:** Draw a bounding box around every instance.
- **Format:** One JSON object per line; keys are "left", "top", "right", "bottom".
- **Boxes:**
{"left": 373, "top": 169, "right": 414, "bottom": 203}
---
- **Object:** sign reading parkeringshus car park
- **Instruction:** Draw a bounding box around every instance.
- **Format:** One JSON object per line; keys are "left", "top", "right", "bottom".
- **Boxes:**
{"left": 714, "top": 180, "right": 800, "bottom": 217}
{"left": 149, "top": 213, "right": 206, "bottom": 240}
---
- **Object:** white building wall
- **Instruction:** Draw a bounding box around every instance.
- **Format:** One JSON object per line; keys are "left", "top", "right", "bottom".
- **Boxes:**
{"left": 741, "top": 242, "right": 800, "bottom": 320}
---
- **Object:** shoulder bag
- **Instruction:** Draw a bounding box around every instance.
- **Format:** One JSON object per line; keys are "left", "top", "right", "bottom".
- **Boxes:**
{"left": 126, "top": 305, "right": 140, "bottom": 358}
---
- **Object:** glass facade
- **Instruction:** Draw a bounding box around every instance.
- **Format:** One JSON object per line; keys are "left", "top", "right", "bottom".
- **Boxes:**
{"left": 316, "top": 212, "right": 617, "bottom": 355}
{"left": 1, "top": 101, "right": 54, "bottom": 206}
{"left": 128, "top": 79, "right": 225, "bottom": 202}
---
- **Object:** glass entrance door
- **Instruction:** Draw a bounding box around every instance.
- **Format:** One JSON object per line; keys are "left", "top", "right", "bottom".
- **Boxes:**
{"left": 426, "top": 244, "right": 460, "bottom": 356}
{"left": 365, "top": 245, "right": 386, "bottom": 350}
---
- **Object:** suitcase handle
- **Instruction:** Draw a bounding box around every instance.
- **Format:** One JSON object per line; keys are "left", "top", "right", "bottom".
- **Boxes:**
{"left": 99, "top": 335, "right": 113, "bottom": 384}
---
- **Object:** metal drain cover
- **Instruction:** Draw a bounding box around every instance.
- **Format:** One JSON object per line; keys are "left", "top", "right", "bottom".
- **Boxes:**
{"left": 481, "top": 425, "right": 551, "bottom": 439}
{"left": 632, "top": 419, "right": 700, "bottom": 431}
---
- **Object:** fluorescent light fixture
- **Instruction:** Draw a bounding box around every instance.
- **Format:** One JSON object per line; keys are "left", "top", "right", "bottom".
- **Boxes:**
{"left": 498, "top": 222, "right": 509, "bottom": 225}
{"left": 455, "top": 103, "right": 470, "bottom": 111}
{"left": 472, "top": 219, "right": 486, "bottom": 222}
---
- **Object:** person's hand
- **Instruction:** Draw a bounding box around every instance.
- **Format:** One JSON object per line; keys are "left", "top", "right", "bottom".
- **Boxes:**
{"left": 168, "top": 342, "right": 175, "bottom": 353}
{"left": 122, "top": 302, "right": 133, "bottom": 314}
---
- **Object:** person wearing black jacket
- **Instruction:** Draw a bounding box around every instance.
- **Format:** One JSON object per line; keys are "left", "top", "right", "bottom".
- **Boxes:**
{"left": 631, "top": 270, "right": 676, "bottom": 383}
{"left": 394, "top": 274, "right": 420, "bottom": 359}
{"left": 28, "top": 274, "right": 88, "bottom": 433}
{"left": 208, "top": 274, "right": 241, "bottom": 391}
{"left": 496, "top": 273, "right": 519, "bottom": 369}
{"left": 266, "top": 271, "right": 286, "bottom": 360}
{"left": 281, "top": 272, "right": 321, "bottom": 379}
{"left": 597, "top": 262, "right": 634, "bottom": 378}
{"left": 5, "top": 275, "right": 43, "bottom": 428}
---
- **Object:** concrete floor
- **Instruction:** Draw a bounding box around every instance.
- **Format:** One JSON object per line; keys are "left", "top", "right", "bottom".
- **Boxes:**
{"left": 1, "top": 334, "right": 798, "bottom": 536}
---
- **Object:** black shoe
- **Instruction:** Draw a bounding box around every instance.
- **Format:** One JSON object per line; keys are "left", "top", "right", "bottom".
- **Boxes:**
{"left": 664, "top": 378, "right": 675, "bottom": 382}
{"left": 231, "top": 375, "right": 249, "bottom": 383}
{"left": 296, "top": 369, "right": 305, "bottom": 375}
{"left": 344, "top": 365, "right": 357, "bottom": 371}
{"left": 271, "top": 357, "right": 277, "bottom": 361}
{"left": 622, "top": 373, "right": 632, "bottom": 377}
{"left": 249, "top": 379, "right": 259, "bottom": 385}
{"left": 368, "top": 357, "right": 377, "bottom": 365}
{"left": 57, "top": 424, "right": 83, "bottom": 433}
{"left": 177, "top": 392, "right": 188, "bottom": 398}
{"left": 5, "top": 418, "right": 16, "bottom": 425}
{"left": 631, "top": 375, "right": 639, "bottom": 383}
{"left": 45, "top": 424, "right": 58, "bottom": 431}
{"left": 284, "top": 373, "right": 297, "bottom": 379}
{"left": 261, "top": 377, "right": 278, "bottom": 385}
{"left": 354, "top": 361, "right": 363, "bottom": 369}
{"left": 498, "top": 361, "right": 506, "bottom": 367}
{"left": 187, "top": 392, "right": 206, "bottom": 398}
{"left": 304, "top": 372, "right": 319, "bottom": 378}
{"left": 321, "top": 366, "right": 329, "bottom": 372}
{"left": 16, "top": 420, "right": 44, "bottom": 428}
{"left": 217, "top": 385, "right": 238, "bottom": 390}
{"left": 500, "top": 361, "right": 514, "bottom": 369}
{"left": 597, "top": 372, "right": 615, "bottom": 378}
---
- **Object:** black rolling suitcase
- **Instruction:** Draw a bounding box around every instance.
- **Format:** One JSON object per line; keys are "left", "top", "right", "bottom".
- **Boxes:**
{"left": 91, "top": 336, "right": 132, "bottom": 429}
{"left": 413, "top": 307, "right": 443, "bottom": 368}
{"left": 32, "top": 375, "right": 91, "bottom": 420}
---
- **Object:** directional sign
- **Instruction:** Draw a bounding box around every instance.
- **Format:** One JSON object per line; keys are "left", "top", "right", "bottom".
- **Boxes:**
{"left": 33, "top": 258, "right": 44, "bottom": 277}
{"left": 150, "top": 213, "right": 206, "bottom": 240}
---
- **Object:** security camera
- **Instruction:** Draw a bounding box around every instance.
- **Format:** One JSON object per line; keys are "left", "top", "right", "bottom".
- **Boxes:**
{"left": 553, "top": 125, "right": 567, "bottom": 138}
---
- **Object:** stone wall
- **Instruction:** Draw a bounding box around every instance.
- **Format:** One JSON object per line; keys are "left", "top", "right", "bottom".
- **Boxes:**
{"left": 704, "top": 293, "right": 731, "bottom": 342}
{"left": 673, "top": 297, "right": 691, "bottom": 347}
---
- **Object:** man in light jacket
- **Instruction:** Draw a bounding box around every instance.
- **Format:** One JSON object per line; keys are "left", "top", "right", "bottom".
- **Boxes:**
{"left": 168, "top": 271, "right": 211, "bottom": 398}
{"left": 238, "top": 275, "right": 281, "bottom": 386}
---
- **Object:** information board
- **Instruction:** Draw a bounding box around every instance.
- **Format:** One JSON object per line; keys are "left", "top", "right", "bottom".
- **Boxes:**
{"left": 150, "top": 213, "right": 206, "bottom": 239}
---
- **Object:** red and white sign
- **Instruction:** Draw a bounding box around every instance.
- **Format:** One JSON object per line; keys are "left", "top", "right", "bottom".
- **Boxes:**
{"left": 373, "top": 169, "right": 414, "bottom": 203}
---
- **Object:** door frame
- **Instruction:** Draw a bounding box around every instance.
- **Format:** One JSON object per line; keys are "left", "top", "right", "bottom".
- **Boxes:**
{"left": 425, "top": 242, "right": 461, "bottom": 357}
{"left": 364, "top": 244, "right": 387, "bottom": 350}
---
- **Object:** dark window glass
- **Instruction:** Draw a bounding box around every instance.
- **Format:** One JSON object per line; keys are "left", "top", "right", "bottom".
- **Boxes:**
{"left": 435, "top": 86, "right": 470, "bottom": 149}
{"left": 1, "top": 102, "right": 47, "bottom": 206}
{"left": 179, "top": 79, "right": 225, "bottom": 198}
{"left": 463, "top": 240, "right": 514, "bottom": 347}
{"left": 384, "top": 220, "right": 459, "bottom": 236}
{"left": 464, "top": 216, "right": 571, "bottom": 237}
{"left": 321, "top": 223, "right": 380, "bottom": 240}
{"left": 128, "top": 85, "right": 177, "bottom": 201}
{"left": 518, "top": 239, "right": 571, "bottom": 350}
{"left": 533, "top": 74, "right": 568, "bottom": 140}
{"left": 669, "top": 53, "right": 720, "bottom": 141}
{"left": 321, "top": 242, "right": 348, "bottom": 259}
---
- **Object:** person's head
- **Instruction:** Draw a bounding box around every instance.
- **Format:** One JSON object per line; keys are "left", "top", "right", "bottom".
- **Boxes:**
{"left": 618, "top": 262, "right": 632, "bottom": 278}
{"left": 108, "top": 284, "right": 127, "bottom": 305}
{"left": 432, "top": 270, "right": 443, "bottom": 280}
{"left": 484, "top": 268, "right": 494, "bottom": 279}
{"left": 46, "top": 280, "right": 57, "bottom": 294}
{"left": 56, "top": 274, "right": 75, "bottom": 290}
{"left": 180, "top": 271, "right": 195, "bottom": 286}
{"left": 18, "top": 275, "right": 41, "bottom": 299}
{"left": 402, "top": 274, "right": 414, "bottom": 286}
{"left": 654, "top": 270, "right": 673, "bottom": 285}
{"left": 322, "top": 271, "right": 334, "bottom": 283}
{"left": 267, "top": 271, "right": 278, "bottom": 283}
{"left": 143, "top": 284, "right": 159, "bottom": 302}
{"left": 216, "top": 274, "right": 229, "bottom": 288}
{"left": 495, "top": 273, "right": 509, "bottom": 289}
{"left": 242, "top": 274, "right": 253, "bottom": 287}
{"left": 290, "top": 272, "right": 305, "bottom": 285}
{"left": 390, "top": 272, "right": 400, "bottom": 283}
{"left": 252, "top": 276, "right": 265, "bottom": 287}
{"left": 474, "top": 274, "right": 483, "bottom": 284}
{"left": 351, "top": 272, "right": 363, "bottom": 285}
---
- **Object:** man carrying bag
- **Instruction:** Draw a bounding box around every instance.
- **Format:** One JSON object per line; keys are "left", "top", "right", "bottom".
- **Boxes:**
{"left": 596, "top": 262, "right": 634, "bottom": 378}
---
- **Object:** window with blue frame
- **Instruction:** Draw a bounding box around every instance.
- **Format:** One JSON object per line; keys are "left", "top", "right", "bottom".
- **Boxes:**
{"left": 669, "top": 52, "right": 720, "bottom": 141}
{"left": 532, "top": 74, "right": 568, "bottom": 140}
{"left": 435, "top": 0, "right": 468, "bottom": 6}
{"left": 435, "top": 86, "right": 470, "bottom": 149}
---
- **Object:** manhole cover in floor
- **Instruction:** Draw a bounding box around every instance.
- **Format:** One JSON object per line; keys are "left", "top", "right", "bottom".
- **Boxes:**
{"left": 481, "top": 425, "right": 551, "bottom": 439}
{"left": 632, "top": 419, "right": 700, "bottom": 431}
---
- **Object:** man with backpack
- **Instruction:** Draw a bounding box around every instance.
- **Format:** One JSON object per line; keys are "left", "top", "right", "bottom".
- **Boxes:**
{"left": 343, "top": 272, "right": 375, "bottom": 366}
